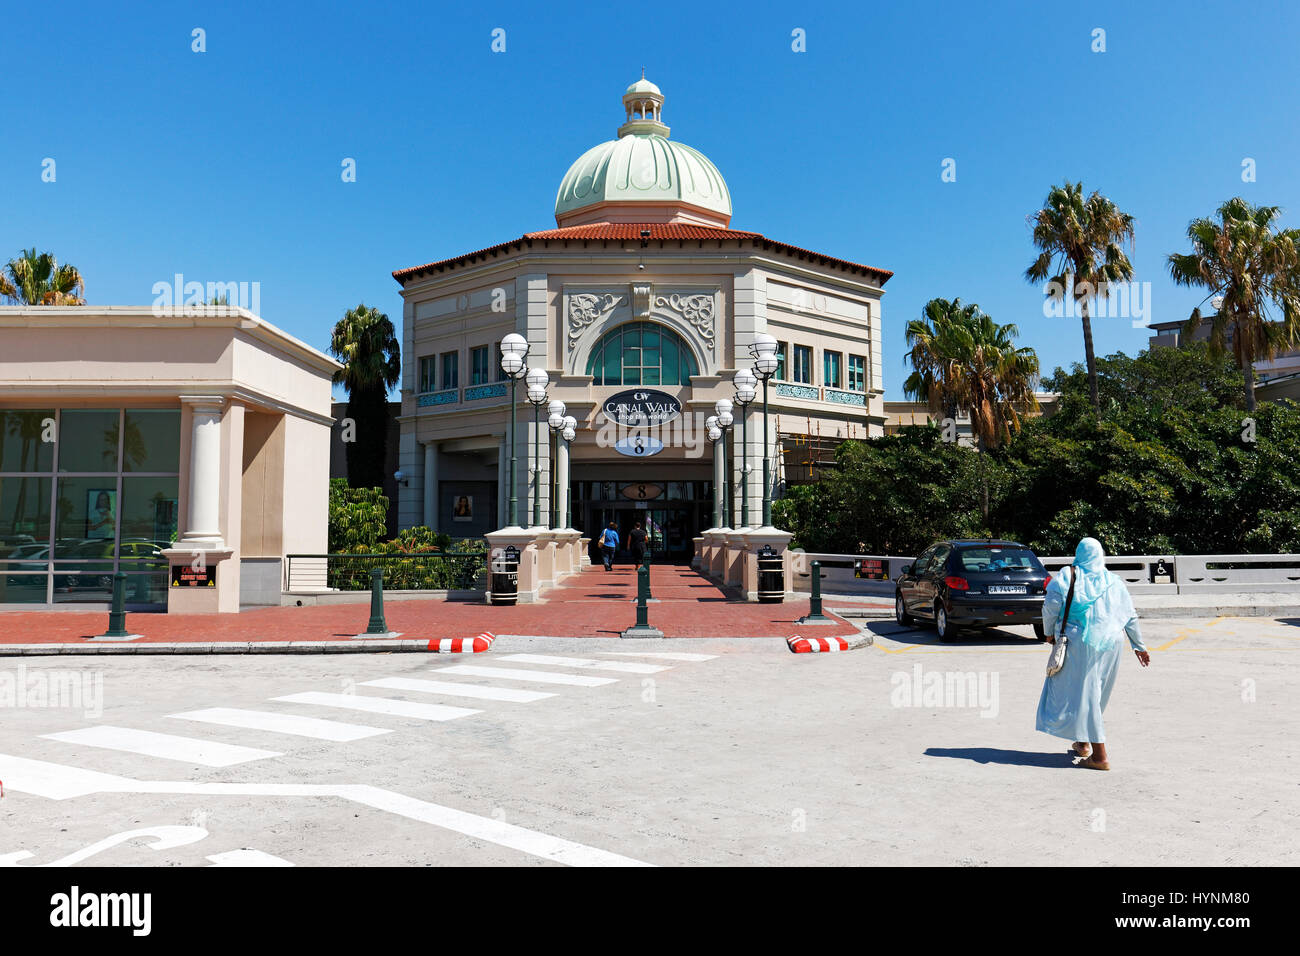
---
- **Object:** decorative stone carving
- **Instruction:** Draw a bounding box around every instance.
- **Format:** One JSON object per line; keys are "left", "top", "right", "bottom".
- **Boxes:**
{"left": 632, "top": 282, "right": 652, "bottom": 319}
{"left": 652, "top": 292, "right": 715, "bottom": 348}
{"left": 568, "top": 292, "right": 622, "bottom": 347}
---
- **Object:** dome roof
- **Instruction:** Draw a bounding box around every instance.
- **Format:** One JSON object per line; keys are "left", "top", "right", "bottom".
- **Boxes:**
{"left": 625, "top": 77, "right": 662, "bottom": 96}
{"left": 554, "top": 78, "right": 732, "bottom": 228}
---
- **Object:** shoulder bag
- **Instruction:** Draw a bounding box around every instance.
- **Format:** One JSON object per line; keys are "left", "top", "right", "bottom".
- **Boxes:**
{"left": 1046, "top": 565, "right": 1076, "bottom": 677}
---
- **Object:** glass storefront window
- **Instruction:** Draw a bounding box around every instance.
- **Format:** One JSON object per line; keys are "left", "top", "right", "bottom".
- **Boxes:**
{"left": 123, "top": 409, "right": 181, "bottom": 472}
{"left": 58, "top": 409, "right": 122, "bottom": 473}
{"left": 0, "top": 476, "right": 52, "bottom": 546}
{"left": 0, "top": 410, "right": 56, "bottom": 473}
{"left": 0, "top": 407, "right": 180, "bottom": 606}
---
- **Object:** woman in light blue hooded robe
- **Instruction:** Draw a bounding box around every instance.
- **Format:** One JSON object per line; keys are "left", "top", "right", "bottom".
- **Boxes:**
{"left": 1036, "top": 537, "right": 1151, "bottom": 770}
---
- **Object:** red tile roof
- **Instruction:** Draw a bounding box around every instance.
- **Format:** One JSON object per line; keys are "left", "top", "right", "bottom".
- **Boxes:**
{"left": 392, "top": 224, "right": 892, "bottom": 283}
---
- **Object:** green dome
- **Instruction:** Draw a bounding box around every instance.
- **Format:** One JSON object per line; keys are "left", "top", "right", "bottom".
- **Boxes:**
{"left": 555, "top": 79, "right": 731, "bottom": 225}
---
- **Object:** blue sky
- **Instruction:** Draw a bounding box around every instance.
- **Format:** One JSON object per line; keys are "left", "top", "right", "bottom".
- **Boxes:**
{"left": 6, "top": 0, "right": 1298, "bottom": 400}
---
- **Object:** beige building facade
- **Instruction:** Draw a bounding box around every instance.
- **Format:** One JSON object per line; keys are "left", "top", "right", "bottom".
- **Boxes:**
{"left": 392, "top": 79, "right": 892, "bottom": 579}
{"left": 0, "top": 306, "right": 339, "bottom": 613}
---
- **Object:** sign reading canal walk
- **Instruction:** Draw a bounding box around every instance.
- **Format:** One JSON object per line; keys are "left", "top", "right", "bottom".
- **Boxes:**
{"left": 603, "top": 389, "right": 681, "bottom": 458}
{"left": 602, "top": 389, "right": 682, "bottom": 427}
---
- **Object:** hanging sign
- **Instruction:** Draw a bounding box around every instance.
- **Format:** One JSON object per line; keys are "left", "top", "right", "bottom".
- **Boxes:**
{"left": 620, "top": 483, "right": 664, "bottom": 501}
{"left": 613, "top": 434, "right": 664, "bottom": 457}
{"left": 601, "top": 389, "right": 682, "bottom": 427}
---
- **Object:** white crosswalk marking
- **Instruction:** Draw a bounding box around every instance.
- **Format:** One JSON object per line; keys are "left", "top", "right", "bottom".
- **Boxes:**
{"left": 272, "top": 692, "right": 480, "bottom": 722}
{"left": 207, "top": 849, "right": 294, "bottom": 867}
{"left": 41, "top": 726, "right": 281, "bottom": 767}
{"left": 495, "top": 653, "right": 668, "bottom": 674}
{"left": 431, "top": 664, "right": 617, "bottom": 687}
{"left": 360, "top": 678, "right": 554, "bottom": 703}
{"left": 168, "top": 708, "right": 390, "bottom": 742}
{"left": 601, "top": 651, "right": 718, "bottom": 662}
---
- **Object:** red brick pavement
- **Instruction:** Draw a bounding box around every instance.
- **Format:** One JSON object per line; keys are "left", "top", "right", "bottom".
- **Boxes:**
{"left": 0, "top": 564, "right": 865, "bottom": 644}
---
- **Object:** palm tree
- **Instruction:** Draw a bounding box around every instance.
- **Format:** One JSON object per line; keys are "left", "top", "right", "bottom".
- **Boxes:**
{"left": 1026, "top": 182, "right": 1135, "bottom": 413}
{"left": 328, "top": 303, "right": 401, "bottom": 490}
{"left": 904, "top": 297, "right": 979, "bottom": 424}
{"left": 1167, "top": 197, "right": 1300, "bottom": 411}
{"left": 905, "top": 299, "right": 1039, "bottom": 516}
{"left": 0, "top": 248, "right": 85, "bottom": 305}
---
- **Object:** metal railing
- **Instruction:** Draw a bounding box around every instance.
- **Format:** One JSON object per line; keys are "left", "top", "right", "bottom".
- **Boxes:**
{"left": 285, "top": 552, "right": 489, "bottom": 592}
{"left": 788, "top": 550, "right": 1300, "bottom": 596}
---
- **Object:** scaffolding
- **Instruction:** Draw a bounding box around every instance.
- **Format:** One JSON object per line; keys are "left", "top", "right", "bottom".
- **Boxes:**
{"left": 778, "top": 414, "right": 866, "bottom": 486}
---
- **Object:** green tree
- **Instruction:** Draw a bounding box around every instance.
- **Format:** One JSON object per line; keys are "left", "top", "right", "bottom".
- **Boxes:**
{"left": 328, "top": 304, "right": 400, "bottom": 490}
{"left": 1026, "top": 182, "right": 1136, "bottom": 413}
{"left": 1167, "top": 197, "right": 1300, "bottom": 411}
{"left": 0, "top": 248, "right": 85, "bottom": 305}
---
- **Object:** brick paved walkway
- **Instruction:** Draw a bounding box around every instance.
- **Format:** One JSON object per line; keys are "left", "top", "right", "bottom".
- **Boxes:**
{"left": 0, "top": 564, "right": 861, "bottom": 645}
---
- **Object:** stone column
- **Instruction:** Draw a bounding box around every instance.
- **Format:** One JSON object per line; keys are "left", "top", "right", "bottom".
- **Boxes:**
{"left": 712, "top": 437, "right": 726, "bottom": 530}
{"left": 557, "top": 437, "right": 570, "bottom": 528}
{"left": 179, "top": 395, "right": 226, "bottom": 548}
{"left": 423, "top": 441, "right": 439, "bottom": 532}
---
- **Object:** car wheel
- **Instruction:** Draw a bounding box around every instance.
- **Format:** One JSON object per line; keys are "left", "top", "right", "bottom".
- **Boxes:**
{"left": 1032, "top": 621, "right": 1047, "bottom": 641}
{"left": 935, "top": 602, "right": 960, "bottom": 642}
{"left": 895, "top": 593, "right": 914, "bottom": 627}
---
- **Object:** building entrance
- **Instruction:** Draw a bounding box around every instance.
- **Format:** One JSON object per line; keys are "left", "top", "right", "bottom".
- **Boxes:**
{"left": 573, "top": 479, "right": 710, "bottom": 564}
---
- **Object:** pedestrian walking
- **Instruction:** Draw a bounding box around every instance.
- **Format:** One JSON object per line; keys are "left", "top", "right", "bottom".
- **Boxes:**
{"left": 1036, "top": 537, "right": 1151, "bottom": 770}
{"left": 629, "top": 521, "right": 647, "bottom": 566}
{"left": 598, "top": 521, "right": 619, "bottom": 571}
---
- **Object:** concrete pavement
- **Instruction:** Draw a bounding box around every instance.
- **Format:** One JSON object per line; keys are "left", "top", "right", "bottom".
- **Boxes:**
{"left": 1, "top": 615, "right": 1295, "bottom": 866}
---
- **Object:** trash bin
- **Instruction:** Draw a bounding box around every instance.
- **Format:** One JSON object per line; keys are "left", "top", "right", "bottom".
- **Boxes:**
{"left": 756, "top": 544, "right": 785, "bottom": 603}
{"left": 490, "top": 546, "right": 519, "bottom": 606}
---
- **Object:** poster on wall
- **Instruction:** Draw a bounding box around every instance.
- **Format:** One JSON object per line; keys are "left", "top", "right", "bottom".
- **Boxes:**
{"left": 85, "top": 489, "right": 116, "bottom": 539}
{"left": 452, "top": 495, "right": 473, "bottom": 522}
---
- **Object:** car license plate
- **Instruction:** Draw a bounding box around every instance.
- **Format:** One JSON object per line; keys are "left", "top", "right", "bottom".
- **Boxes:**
{"left": 988, "top": 585, "right": 1027, "bottom": 594}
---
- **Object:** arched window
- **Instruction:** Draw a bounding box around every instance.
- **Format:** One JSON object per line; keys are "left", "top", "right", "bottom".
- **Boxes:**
{"left": 585, "top": 322, "right": 699, "bottom": 386}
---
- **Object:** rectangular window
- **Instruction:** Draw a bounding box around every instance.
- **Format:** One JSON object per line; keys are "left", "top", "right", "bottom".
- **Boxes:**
{"left": 440, "top": 351, "right": 459, "bottom": 390}
{"left": 495, "top": 344, "right": 507, "bottom": 382}
{"left": 848, "top": 354, "right": 866, "bottom": 391}
{"left": 775, "top": 342, "right": 788, "bottom": 381}
{"left": 471, "top": 346, "right": 490, "bottom": 385}
{"left": 793, "top": 345, "right": 813, "bottom": 385}
{"left": 419, "top": 356, "right": 436, "bottom": 393}
{"left": 824, "top": 351, "right": 842, "bottom": 388}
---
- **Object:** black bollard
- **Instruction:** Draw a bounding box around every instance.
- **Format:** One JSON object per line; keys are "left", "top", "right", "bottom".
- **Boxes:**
{"left": 621, "top": 563, "right": 664, "bottom": 638}
{"left": 798, "top": 559, "right": 832, "bottom": 624}
{"left": 103, "top": 571, "right": 131, "bottom": 638}
{"left": 365, "top": 566, "right": 388, "bottom": 634}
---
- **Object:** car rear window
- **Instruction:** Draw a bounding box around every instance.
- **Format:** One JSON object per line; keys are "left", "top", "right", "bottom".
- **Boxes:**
{"left": 956, "top": 547, "right": 1042, "bottom": 572}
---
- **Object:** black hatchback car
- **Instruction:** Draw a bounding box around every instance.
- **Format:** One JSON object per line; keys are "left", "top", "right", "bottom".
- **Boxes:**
{"left": 894, "top": 539, "right": 1050, "bottom": 641}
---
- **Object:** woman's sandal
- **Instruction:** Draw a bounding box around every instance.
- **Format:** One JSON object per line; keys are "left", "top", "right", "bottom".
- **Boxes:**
{"left": 1077, "top": 757, "right": 1110, "bottom": 771}
{"left": 1072, "top": 742, "right": 1092, "bottom": 758}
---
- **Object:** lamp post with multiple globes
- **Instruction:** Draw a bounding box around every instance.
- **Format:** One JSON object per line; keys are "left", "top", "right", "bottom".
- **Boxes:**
{"left": 749, "top": 333, "right": 780, "bottom": 528}
{"left": 498, "top": 333, "right": 530, "bottom": 528}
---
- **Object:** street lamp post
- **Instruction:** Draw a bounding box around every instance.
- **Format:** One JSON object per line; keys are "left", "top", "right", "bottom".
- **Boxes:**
{"left": 750, "top": 333, "right": 780, "bottom": 528}
{"left": 733, "top": 368, "right": 757, "bottom": 528}
{"left": 547, "top": 400, "right": 566, "bottom": 528}
{"left": 525, "top": 368, "right": 550, "bottom": 528}
{"left": 499, "top": 333, "right": 530, "bottom": 528}
{"left": 714, "top": 398, "right": 734, "bottom": 528}
{"left": 705, "top": 416, "right": 723, "bottom": 529}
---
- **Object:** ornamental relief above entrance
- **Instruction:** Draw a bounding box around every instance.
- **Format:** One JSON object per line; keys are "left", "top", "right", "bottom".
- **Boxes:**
{"left": 564, "top": 283, "right": 719, "bottom": 376}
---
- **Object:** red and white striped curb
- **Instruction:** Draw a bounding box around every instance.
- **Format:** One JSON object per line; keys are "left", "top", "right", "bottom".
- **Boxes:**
{"left": 427, "top": 632, "right": 495, "bottom": 653}
{"left": 787, "top": 633, "right": 871, "bottom": 654}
